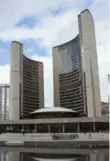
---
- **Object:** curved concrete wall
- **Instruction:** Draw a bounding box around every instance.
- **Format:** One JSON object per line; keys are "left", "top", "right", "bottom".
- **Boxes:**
{"left": 22, "top": 56, "right": 44, "bottom": 117}
{"left": 53, "top": 36, "right": 86, "bottom": 114}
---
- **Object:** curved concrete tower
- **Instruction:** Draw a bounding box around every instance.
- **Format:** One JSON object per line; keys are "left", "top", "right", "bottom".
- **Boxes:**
{"left": 9, "top": 41, "right": 44, "bottom": 120}
{"left": 53, "top": 9, "right": 101, "bottom": 117}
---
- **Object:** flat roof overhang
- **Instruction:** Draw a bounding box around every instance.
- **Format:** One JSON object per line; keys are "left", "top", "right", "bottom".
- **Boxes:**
{"left": 30, "top": 107, "right": 78, "bottom": 114}
{"left": 0, "top": 117, "right": 108, "bottom": 125}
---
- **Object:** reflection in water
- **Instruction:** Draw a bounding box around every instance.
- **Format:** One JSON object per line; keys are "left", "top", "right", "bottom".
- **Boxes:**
{"left": 0, "top": 150, "right": 109, "bottom": 161}
{"left": 0, "top": 151, "right": 8, "bottom": 161}
{"left": 8, "top": 152, "right": 20, "bottom": 161}
{"left": 31, "top": 158, "right": 79, "bottom": 161}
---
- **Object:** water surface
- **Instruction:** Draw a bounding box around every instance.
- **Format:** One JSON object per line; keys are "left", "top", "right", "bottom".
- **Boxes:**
{"left": 0, "top": 148, "right": 109, "bottom": 161}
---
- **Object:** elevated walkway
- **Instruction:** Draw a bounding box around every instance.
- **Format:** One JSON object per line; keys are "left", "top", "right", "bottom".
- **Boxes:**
{"left": 0, "top": 132, "right": 108, "bottom": 142}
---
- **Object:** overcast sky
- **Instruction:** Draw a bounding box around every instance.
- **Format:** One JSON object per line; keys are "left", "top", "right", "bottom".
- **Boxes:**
{"left": 0, "top": 0, "right": 109, "bottom": 106}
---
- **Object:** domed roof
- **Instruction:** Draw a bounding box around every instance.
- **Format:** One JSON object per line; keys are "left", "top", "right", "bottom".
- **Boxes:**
{"left": 30, "top": 107, "right": 77, "bottom": 114}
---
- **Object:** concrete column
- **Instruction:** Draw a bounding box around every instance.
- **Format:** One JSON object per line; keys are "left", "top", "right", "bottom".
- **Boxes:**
{"left": 62, "top": 124, "right": 65, "bottom": 133}
{"left": 22, "top": 125, "right": 24, "bottom": 131}
{"left": 48, "top": 124, "right": 50, "bottom": 133}
{"left": 38, "top": 63, "right": 44, "bottom": 109}
{"left": 9, "top": 41, "right": 22, "bottom": 120}
{"left": 4, "top": 86, "right": 7, "bottom": 119}
{"left": 35, "top": 124, "right": 37, "bottom": 133}
{"left": 52, "top": 47, "right": 60, "bottom": 107}
{"left": 77, "top": 123, "right": 80, "bottom": 132}
{"left": 93, "top": 122, "right": 96, "bottom": 132}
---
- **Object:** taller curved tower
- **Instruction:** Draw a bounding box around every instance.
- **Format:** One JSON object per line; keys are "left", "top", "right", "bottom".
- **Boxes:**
{"left": 53, "top": 9, "right": 101, "bottom": 117}
{"left": 9, "top": 41, "right": 44, "bottom": 120}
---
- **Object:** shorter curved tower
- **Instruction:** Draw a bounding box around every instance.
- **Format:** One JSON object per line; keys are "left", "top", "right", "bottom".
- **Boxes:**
{"left": 9, "top": 41, "right": 44, "bottom": 120}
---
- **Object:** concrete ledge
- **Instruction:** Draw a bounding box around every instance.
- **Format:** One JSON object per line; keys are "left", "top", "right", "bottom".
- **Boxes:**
{"left": 5, "top": 141, "right": 24, "bottom": 145}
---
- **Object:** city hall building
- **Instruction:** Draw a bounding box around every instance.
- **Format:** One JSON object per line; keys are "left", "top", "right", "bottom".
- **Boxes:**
{"left": 9, "top": 41, "right": 44, "bottom": 120}
{"left": 53, "top": 9, "right": 101, "bottom": 117}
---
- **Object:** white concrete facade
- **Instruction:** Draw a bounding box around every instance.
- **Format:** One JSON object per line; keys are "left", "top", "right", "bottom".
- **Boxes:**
{"left": 52, "top": 47, "right": 60, "bottom": 107}
{"left": 9, "top": 42, "right": 21, "bottom": 120}
{"left": 78, "top": 10, "right": 101, "bottom": 117}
